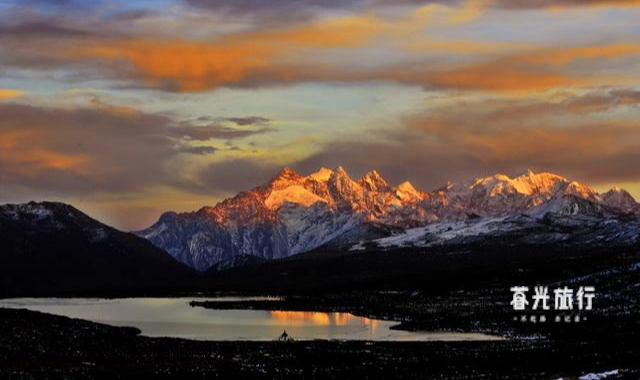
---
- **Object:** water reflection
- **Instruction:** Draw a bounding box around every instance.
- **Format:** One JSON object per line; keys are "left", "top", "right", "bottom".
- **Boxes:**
{"left": 0, "top": 298, "right": 503, "bottom": 342}
{"left": 269, "top": 311, "right": 380, "bottom": 329}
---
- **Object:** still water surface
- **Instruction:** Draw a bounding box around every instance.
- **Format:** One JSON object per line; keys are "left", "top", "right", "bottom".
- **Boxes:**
{"left": 0, "top": 298, "right": 503, "bottom": 342}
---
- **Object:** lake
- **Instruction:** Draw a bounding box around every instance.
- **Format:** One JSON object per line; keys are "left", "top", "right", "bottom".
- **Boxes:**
{"left": 0, "top": 298, "right": 503, "bottom": 342}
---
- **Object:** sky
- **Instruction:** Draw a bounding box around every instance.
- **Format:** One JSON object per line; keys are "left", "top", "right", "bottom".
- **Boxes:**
{"left": 1, "top": 0, "right": 640, "bottom": 230}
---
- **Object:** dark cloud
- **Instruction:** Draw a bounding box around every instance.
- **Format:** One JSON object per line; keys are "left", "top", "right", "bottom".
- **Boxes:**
{"left": 292, "top": 90, "right": 640, "bottom": 190}
{"left": 198, "top": 159, "right": 282, "bottom": 194}
{"left": 191, "top": 88, "right": 640, "bottom": 195}
{"left": 0, "top": 1, "right": 140, "bottom": 39}
{"left": 293, "top": 137, "right": 492, "bottom": 191}
{"left": 4, "top": 89, "right": 636, "bottom": 207}
{"left": 182, "top": 0, "right": 366, "bottom": 24}
{"left": 471, "top": 88, "right": 640, "bottom": 122}
{"left": 224, "top": 116, "right": 271, "bottom": 126}
{"left": 601, "top": 88, "right": 640, "bottom": 105}
{"left": 0, "top": 103, "right": 223, "bottom": 199}
{"left": 0, "top": 19, "right": 95, "bottom": 38}
{"left": 0, "top": 104, "right": 165, "bottom": 196}
{"left": 1, "top": 4, "right": 634, "bottom": 93}
{"left": 9, "top": 0, "right": 125, "bottom": 12}
{"left": 183, "top": 0, "right": 640, "bottom": 15}
{"left": 555, "top": 89, "right": 640, "bottom": 113}
{"left": 168, "top": 121, "right": 276, "bottom": 141}
{"left": 185, "top": 0, "right": 360, "bottom": 10}
{"left": 177, "top": 145, "right": 218, "bottom": 155}
{"left": 293, "top": 125, "right": 640, "bottom": 192}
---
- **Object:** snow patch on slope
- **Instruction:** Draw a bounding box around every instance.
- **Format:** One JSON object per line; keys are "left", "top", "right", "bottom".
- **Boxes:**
{"left": 265, "top": 186, "right": 327, "bottom": 209}
{"left": 577, "top": 369, "right": 620, "bottom": 380}
{"left": 353, "top": 216, "right": 512, "bottom": 249}
{"left": 278, "top": 203, "right": 361, "bottom": 254}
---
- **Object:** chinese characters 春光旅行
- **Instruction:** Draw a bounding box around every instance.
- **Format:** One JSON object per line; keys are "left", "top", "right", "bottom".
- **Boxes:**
{"left": 510, "top": 286, "right": 595, "bottom": 311}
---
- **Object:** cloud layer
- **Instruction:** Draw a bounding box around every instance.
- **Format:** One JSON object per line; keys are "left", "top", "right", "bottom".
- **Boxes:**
{"left": 2, "top": 3, "right": 639, "bottom": 93}
{"left": 1, "top": 0, "right": 640, "bottom": 229}
{"left": 0, "top": 103, "right": 276, "bottom": 198}
{"left": 293, "top": 89, "right": 640, "bottom": 189}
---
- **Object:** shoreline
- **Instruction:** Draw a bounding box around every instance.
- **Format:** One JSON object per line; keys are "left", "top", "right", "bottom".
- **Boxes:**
{"left": 1, "top": 307, "right": 636, "bottom": 379}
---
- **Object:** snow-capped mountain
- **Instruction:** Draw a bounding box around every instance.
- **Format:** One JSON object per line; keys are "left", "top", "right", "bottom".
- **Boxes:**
{"left": 600, "top": 187, "right": 640, "bottom": 213}
{"left": 139, "top": 167, "right": 640, "bottom": 271}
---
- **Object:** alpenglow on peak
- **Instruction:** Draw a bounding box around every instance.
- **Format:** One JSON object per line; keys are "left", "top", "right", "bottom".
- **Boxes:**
{"left": 138, "top": 167, "right": 638, "bottom": 271}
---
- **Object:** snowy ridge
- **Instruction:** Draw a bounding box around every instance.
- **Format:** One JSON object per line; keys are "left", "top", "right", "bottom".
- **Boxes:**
{"left": 353, "top": 217, "right": 512, "bottom": 250}
{"left": 138, "top": 167, "right": 640, "bottom": 271}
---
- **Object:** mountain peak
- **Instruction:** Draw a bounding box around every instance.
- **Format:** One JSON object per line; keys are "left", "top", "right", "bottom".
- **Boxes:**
{"left": 601, "top": 186, "right": 638, "bottom": 212}
{"left": 363, "top": 169, "right": 381, "bottom": 177}
{"left": 395, "top": 181, "right": 420, "bottom": 200}
{"left": 335, "top": 165, "right": 349, "bottom": 175}
{"left": 603, "top": 187, "right": 634, "bottom": 197}
{"left": 517, "top": 168, "right": 536, "bottom": 177}
{"left": 329, "top": 165, "right": 355, "bottom": 184}
{"left": 397, "top": 181, "right": 417, "bottom": 193}
{"left": 309, "top": 167, "right": 334, "bottom": 182}
{"left": 564, "top": 181, "right": 598, "bottom": 201}
{"left": 268, "top": 167, "right": 304, "bottom": 188}
{"left": 514, "top": 170, "right": 567, "bottom": 183}
{"left": 275, "top": 167, "right": 299, "bottom": 178}
{"left": 0, "top": 201, "right": 78, "bottom": 221}
{"left": 0, "top": 201, "right": 106, "bottom": 234}
{"left": 359, "top": 169, "right": 389, "bottom": 192}
{"left": 507, "top": 171, "right": 568, "bottom": 195}
{"left": 434, "top": 181, "right": 454, "bottom": 192}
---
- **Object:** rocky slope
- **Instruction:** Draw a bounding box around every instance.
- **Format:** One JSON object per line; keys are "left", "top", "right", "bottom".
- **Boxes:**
{"left": 139, "top": 167, "right": 640, "bottom": 271}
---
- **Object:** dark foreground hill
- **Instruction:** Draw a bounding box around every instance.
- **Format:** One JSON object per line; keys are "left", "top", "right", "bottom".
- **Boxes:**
{"left": 0, "top": 202, "right": 196, "bottom": 297}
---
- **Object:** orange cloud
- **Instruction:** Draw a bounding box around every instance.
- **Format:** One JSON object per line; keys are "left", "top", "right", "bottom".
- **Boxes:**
{"left": 0, "top": 103, "right": 199, "bottom": 199}
{"left": 18, "top": 5, "right": 636, "bottom": 94}
{"left": 16, "top": 150, "right": 89, "bottom": 172}
{"left": 0, "top": 89, "right": 23, "bottom": 101}
{"left": 0, "top": 129, "right": 32, "bottom": 150}
{"left": 403, "top": 39, "right": 530, "bottom": 55}
{"left": 66, "top": 39, "right": 586, "bottom": 93}
{"left": 65, "top": 15, "right": 383, "bottom": 92}
{"left": 78, "top": 41, "right": 271, "bottom": 92}
{"left": 0, "top": 130, "right": 88, "bottom": 174}
{"left": 463, "top": 124, "right": 623, "bottom": 162}
{"left": 413, "top": 43, "right": 640, "bottom": 92}
{"left": 89, "top": 97, "right": 141, "bottom": 116}
{"left": 518, "top": 44, "right": 640, "bottom": 66}
{"left": 402, "top": 95, "right": 638, "bottom": 169}
{"left": 419, "top": 62, "right": 576, "bottom": 92}
{"left": 63, "top": 11, "right": 548, "bottom": 92}
{"left": 295, "top": 92, "right": 640, "bottom": 195}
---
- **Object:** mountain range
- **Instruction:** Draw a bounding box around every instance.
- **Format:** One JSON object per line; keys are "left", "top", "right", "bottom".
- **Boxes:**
{"left": 138, "top": 167, "right": 640, "bottom": 271}
{"left": 1, "top": 167, "right": 639, "bottom": 296}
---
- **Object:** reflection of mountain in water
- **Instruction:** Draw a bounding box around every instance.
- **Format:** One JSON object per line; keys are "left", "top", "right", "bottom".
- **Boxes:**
{"left": 268, "top": 310, "right": 380, "bottom": 328}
